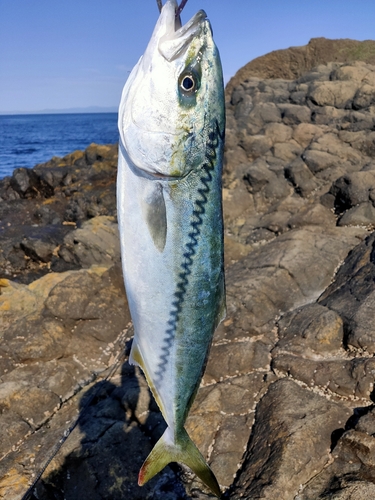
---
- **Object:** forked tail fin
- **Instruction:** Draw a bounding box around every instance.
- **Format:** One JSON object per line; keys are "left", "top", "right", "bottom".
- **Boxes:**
{"left": 138, "top": 426, "right": 221, "bottom": 498}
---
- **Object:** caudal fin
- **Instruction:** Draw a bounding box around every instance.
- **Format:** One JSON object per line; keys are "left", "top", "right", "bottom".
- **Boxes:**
{"left": 138, "top": 426, "right": 221, "bottom": 498}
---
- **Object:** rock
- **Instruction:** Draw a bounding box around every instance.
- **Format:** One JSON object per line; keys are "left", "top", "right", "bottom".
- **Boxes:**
{"left": 308, "top": 80, "right": 358, "bottom": 108}
{"left": 302, "top": 481, "right": 375, "bottom": 500}
{"left": 338, "top": 202, "right": 375, "bottom": 228}
{"left": 279, "top": 103, "right": 311, "bottom": 124}
{"left": 60, "top": 216, "right": 121, "bottom": 268}
{"left": 230, "top": 379, "right": 351, "bottom": 500}
{"left": 9, "top": 167, "right": 53, "bottom": 199}
{"left": 287, "top": 203, "right": 336, "bottom": 229}
{"left": 303, "top": 149, "right": 339, "bottom": 174}
{"left": 330, "top": 171, "right": 375, "bottom": 211}
{"left": 226, "top": 226, "right": 365, "bottom": 334}
{"left": 273, "top": 355, "right": 375, "bottom": 400}
{"left": 226, "top": 38, "right": 375, "bottom": 95}
{"left": 284, "top": 158, "right": 320, "bottom": 196}
{"left": 299, "top": 410, "right": 375, "bottom": 499}
{"left": 3, "top": 52, "right": 375, "bottom": 500}
{"left": 275, "top": 303, "right": 344, "bottom": 356}
{"left": 238, "top": 134, "right": 273, "bottom": 159}
{"left": 0, "top": 264, "right": 132, "bottom": 499}
{"left": 219, "top": 56, "right": 375, "bottom": 500}
{"left": 319, "top": 233, "right": 375, "bottom": 355}
{"left": 0, "top": 143, "right": 118, "bottom": 283}
{"left": 242, "top": 158, "right": 291, "bottom": 202}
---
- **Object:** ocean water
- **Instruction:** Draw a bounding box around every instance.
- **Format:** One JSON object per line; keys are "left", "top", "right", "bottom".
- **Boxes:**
{"left": 0, "top": 113, "right": 119, "bottom": 179}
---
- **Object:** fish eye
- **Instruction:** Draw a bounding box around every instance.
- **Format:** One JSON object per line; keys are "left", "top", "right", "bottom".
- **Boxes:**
{"left": 181, "top": 75, "right": 195, "bottom": 92}
{"left": 179, "top": 71, "right": 199, "bottom": 96}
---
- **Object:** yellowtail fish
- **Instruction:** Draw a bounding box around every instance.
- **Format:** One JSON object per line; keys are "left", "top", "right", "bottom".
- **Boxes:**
{"left": 117, "top": 0, "right": 225, "bottom": 496}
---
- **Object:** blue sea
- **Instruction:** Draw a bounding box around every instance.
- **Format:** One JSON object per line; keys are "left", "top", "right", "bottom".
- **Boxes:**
{"left": 0, "top": 113, "right": 119, "bottom": 179}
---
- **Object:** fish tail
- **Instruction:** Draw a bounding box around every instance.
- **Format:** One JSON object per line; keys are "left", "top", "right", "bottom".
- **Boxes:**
{"left": 138, "top": 426, "right": 221, "bottom": 498}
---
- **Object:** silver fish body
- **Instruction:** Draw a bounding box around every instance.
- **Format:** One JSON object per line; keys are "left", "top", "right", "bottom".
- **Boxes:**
{"left": 117, "top": 0, "right": 225, "bottom": 495}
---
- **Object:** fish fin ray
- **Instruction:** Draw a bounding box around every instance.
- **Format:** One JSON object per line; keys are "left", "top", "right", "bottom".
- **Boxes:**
{"left": 129, "top": 340, "right": 169, "bottom": 421}
{"left": 129, "top": 339, "right": 143, "bottom": 368}
{"left": 139, "top": 427, "right": 221, "bottom": 498}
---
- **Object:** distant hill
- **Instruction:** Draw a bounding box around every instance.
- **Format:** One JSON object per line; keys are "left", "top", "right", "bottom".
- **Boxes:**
{"left": 226, "top": 37, "right": 375, "bottom": 95}
{"left": 0, "top": 106, "right": 118, "bottom": 115}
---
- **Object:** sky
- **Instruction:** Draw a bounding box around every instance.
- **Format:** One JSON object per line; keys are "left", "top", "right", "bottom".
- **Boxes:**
{"left": 1, "top": 0, "right": 375, "bottom": 113}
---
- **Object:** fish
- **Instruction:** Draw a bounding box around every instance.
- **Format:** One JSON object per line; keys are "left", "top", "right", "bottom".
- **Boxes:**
{"left": 116, "top": 0, "right": 225, "bottom": 497}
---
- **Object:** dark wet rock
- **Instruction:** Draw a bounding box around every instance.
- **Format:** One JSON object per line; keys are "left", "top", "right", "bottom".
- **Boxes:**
{"left": 20, "top": 225, "right": 68, "bottom": 263}
{"left": 0, "top": 143, "right": 118, "bottom": 283}
{"left": 10, "top": 168, "right": 53, "bottom": 198}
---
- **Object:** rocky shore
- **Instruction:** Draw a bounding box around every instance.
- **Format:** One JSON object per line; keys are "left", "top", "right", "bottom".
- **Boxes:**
{"left": 2, "top": 40, "right": 375, "bottom": 499}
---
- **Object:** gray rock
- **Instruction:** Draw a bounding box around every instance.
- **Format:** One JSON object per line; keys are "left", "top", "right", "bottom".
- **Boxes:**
{"left": 338, "top": 202, "right": 375, "bottom": 227}
{"left": 303, "top": 149, "right": 340, "bottom": 174}
{"left": 61, "top": 216, "right": 121, "bottom": 268}
{"left": 319, "top": 233, "right": 375, "bottom": 354}
{"left": 299, "top": 417, "right": 375, "bottom": 499}
{"left": 308, "top": 80, "right": 358, "bottom": 108}
{"left": 279, "top": 103, "right": 311, "bottom": 124}
{"left": 284, "top": 158, "right": 321, "bottom": 196}
{"left": 330, "top": 171, "right": 375, "bottom": 211}
{"left": 275, "top": 303, "right": 344, "bottom": 356}
{"left": 230, "top": 379, "right": 351, "bottom": 500}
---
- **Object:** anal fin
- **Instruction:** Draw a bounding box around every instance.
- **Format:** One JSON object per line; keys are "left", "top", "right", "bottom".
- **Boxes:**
{"left": 129, "top": 339, "right": 168, "bottom": 420}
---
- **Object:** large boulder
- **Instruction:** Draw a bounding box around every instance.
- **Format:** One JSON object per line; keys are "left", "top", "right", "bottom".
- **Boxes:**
{"left": 226, "top": 37, "right": 375, "bottom": 95}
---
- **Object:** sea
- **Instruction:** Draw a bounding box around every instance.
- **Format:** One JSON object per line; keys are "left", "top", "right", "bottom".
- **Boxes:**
{"left": 0, "top": 113, "right": 119, "bottom": 179}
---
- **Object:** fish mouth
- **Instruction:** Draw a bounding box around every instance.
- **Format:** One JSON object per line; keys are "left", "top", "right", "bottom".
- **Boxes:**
{"left": 158, "top": 1, "right": 207, "bottom": 61}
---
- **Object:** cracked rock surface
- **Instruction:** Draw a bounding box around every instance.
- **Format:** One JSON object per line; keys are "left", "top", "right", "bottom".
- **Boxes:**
{"left": 2, "top": 57, "right": 375, "bottom": 499}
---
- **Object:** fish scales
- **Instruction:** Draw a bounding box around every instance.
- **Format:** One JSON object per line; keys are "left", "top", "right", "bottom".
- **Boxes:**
{"left": 117, "top": 0, "right": 225, "bottom": 496}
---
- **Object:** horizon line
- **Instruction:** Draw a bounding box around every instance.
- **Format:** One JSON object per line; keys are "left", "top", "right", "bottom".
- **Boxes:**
{"left": 0, "top": 105, "right": 119, "bottom": 116}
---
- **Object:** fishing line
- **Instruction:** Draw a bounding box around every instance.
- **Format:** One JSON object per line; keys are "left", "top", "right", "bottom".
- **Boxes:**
{"left": 175, "top": 0, "right": 189, "bottom": 18}
{"left": 156, "top": 0, "right": 189, "bottom": 17}
{"left": 20, "top": 330, "right": 129, "bottom": 500}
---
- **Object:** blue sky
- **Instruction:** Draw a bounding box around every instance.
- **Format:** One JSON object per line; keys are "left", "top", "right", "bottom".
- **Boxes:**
{"left": 1, "top": 0, "right": 375, "bottom": 113}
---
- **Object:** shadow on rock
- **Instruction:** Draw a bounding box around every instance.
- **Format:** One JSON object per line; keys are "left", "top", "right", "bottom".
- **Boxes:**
{"left": 31, "top": 360, "right": 190, "bottom": 500}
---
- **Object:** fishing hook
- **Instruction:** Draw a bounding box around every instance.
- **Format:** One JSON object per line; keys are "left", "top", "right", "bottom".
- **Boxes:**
{"left": 156, "top": 0, "right": 189, "bottom": 17}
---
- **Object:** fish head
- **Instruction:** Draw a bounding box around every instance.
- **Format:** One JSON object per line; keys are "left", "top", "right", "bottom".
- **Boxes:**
{"left": 118, "top": 0, "right": 225, "bottom": 179}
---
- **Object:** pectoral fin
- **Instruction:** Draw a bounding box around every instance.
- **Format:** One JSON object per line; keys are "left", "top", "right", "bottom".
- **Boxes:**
{"left": 141, "top": 182, "right": 167, "bottom": 252}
